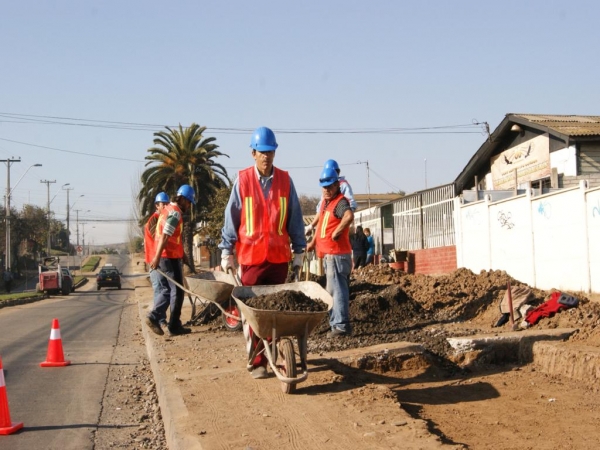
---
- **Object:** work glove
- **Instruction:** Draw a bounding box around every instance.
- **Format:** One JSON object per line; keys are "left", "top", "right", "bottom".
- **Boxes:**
{"left": 221, "top": 254, "right": 235, "bottom": 273}
{"left": 292, "top": 252, "right": 304, "bottom": 269}
{"left": 304, "top": 224, "right": 313, "bottom": 236}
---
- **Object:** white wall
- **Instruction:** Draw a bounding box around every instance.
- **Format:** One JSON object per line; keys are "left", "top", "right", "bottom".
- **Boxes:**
{"left": 455, "top": 181, "right": 600, "bottom": 293}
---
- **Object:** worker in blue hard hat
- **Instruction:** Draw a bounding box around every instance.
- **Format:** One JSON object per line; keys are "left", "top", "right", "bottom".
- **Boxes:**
{"left": 307, "top": 166, "right": 354, "bottom": 337}
{"left": 219, "top": 126, "right": 306, "bottom": 380}
{"left": 305, "top": 159, "right": 357, "bottom": 235}
{"left": 146, "top": 184, "right": 196, "bottom": 337}
{"left": 144, "top": 192, "right": 170, "bottom": 330}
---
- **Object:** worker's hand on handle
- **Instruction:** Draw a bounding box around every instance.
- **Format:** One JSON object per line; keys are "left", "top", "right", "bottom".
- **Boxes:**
{"left": 221, "top": 254, "right": 235, "bottom": 272}
{"left": 304, "top": 224, "right": 313, "bottom": 236}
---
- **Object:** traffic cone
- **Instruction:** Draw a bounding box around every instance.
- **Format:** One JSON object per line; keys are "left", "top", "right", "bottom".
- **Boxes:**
{"left": 40, "top": 319, "right": 71, "bottom": 367}
{"left": 0, "top": 355, "right": 23, "bottom": 435}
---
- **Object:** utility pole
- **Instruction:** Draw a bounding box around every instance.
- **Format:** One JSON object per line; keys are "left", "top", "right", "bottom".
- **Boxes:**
{"left": 1, "top": 158, "right": 20, "bottom": 270}
{"left": 41, "top": 179, "right": 56, "bottom": 256}
{"left": 74, "top": 209, "right": 81, "bottom": 248}
{"left": 64, "top": 186, "right": 74, "bottom": 251}
{"left": 366, "top": 160, "right": 371, "bottom": 209}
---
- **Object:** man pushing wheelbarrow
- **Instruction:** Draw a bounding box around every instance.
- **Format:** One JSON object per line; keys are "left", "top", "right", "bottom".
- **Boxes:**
{"left": 219, "top": 126, "right": 306, "bottom": 379}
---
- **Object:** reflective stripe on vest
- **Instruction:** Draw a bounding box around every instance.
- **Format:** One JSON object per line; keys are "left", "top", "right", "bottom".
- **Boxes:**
{"left": 236, "top": 166, "right": 292, "bottom": 265}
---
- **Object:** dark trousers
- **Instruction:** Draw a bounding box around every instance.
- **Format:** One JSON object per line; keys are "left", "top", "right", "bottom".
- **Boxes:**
{"left": 149, "top": 258, "right": 184, "bottom": 329}
{"left": 353, "top": 254, "right": 367, "bottom": 270}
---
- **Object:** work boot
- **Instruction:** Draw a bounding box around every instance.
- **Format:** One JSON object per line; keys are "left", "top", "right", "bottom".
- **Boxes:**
{"left": 251, "top": 366, "right": 268, "bottom": 379}
{"left": 145, "top": 316, "right": 164, "bottom": 336}
{"left": 327, "top": 328, "right": 350, "bottom": 338}
{"left": 168, "top": 325, "right": 192, "bottom": 336}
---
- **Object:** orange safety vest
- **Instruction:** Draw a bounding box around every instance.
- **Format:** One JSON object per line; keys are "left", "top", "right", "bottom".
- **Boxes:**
{"left": 236, "top": 166, "right": 292, "bottom": 265}
{"left": 156, "top": 203, "right": 184, "bottom": 259}
{"left": 144, "top": 212, "right": 159, "bottom": 263}
{"left": 315, "top": 193, "right": 352, "bottom": 258}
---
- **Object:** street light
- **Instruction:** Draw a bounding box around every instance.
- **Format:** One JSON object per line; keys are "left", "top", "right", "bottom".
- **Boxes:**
{"left": 49, "top": 183, "right": 70, "bottom": 205}
{"left": 3, "top": 162, "right": 42, "bottom": 270}
{"left": 74, "top": 209, "right": 90, "bottom": 248}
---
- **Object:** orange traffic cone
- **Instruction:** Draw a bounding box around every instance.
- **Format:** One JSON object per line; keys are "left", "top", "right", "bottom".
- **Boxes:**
{"left": 40, "top": 319, "right": 71, "bottom": 367}
{"left": 0, "top": 355, "right": 23, "bottom": 435}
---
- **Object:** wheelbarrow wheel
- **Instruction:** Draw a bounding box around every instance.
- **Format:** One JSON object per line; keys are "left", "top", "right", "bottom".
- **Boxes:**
{"left": 221, "top": 298, "right": 242, "bottom": 332}
{"left": 278, "top": 338, "right": 297, "bottom": 394}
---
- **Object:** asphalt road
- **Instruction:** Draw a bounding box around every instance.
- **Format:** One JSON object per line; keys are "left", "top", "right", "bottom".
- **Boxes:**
{"left": 0, "top": 255, "right": 135, "bottom": 450}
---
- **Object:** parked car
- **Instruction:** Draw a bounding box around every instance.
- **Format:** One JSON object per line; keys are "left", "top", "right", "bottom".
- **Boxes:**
{"left": 61, "top": 268, "right": 75, "bottom": 292}
{"left": 96, "top": 267, "right": 121, "bottom": 290}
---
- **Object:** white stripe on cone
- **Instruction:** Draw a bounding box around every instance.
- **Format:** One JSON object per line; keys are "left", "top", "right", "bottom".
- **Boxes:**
{"left": 0, "top": 370, "right": 5, "bottom": 388}
{"left": 50, "top": 328, "right": 61, "bottom": 340}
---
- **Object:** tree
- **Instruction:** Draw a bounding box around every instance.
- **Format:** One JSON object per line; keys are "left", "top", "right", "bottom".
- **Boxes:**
{"left": 138, "top": 123, "right": 230, "bottom": 271}
{"left": 298, "top": 194, "right": 320, "bottom": 216}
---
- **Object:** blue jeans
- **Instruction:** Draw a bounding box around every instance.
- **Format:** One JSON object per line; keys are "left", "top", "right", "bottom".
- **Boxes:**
{"left": 147, "top": 258, "right": 184, "bottom": 329}
{"left": 323, "top": 253, "right": 352, "bottom": 333}
{"left": 149, "top": 269, "right": 161, "bottom": 299}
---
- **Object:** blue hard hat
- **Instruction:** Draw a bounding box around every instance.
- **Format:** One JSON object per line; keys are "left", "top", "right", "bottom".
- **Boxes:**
{"left": 176, "top": 184, "right": 196, "bottom": 205}
{"left": 155, "top": 192, "right": 169, "bottom": 203}
{"left": 319, "top": 167, "right": 339, "bottom": 187}
{"left": 250, "top": 126, "right": 278, "bottom": 151}
{"left": 323, "top": 159, "right": 340, "bottom": 171}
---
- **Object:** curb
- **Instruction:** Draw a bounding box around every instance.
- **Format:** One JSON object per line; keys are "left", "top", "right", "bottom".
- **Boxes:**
{"left": 0, "top": 294, "right": 46, "bottom": 308}
{"left": 134, "top": 271, "right": 203, "bottom": 450}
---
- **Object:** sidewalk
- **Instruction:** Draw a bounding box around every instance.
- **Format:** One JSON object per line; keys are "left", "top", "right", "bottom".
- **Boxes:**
{"left": 131, "top": 258, "right": 453, "bottom": 450}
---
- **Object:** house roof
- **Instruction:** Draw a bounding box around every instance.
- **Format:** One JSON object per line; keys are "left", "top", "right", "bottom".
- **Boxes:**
{"left": 512, "top": 114, "right": 600, "bottom": 137}
{"left": 454, "top": 113, "right": 600, "bottom": 192}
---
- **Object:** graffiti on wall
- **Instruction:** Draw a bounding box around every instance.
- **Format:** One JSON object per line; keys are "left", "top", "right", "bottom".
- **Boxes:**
{"left": 497, "top": 211, "right": 514, "bottom": 229}
{"left": 537, "top": 201, "right": 552, "bottom": 219}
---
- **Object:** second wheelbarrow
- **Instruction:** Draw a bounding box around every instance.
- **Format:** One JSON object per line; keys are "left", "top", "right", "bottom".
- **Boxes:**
{"left": 185, "top": 271, "right": 242, "bottom": 331}
{"left": 232, "top": 281, "right": 333, "bottom": 394}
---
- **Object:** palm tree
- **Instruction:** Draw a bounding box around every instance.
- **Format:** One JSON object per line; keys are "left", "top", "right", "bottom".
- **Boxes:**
{"left": 139, "top": 123, "right": 229, "bottom": 271}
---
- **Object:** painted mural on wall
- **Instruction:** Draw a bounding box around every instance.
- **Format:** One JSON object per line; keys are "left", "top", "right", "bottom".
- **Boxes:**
{"left": 491, "top": 133, "right": 551, "bottom": 189}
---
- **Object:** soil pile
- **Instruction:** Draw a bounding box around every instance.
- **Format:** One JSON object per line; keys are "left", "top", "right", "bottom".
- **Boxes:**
{"left": 206, "top": 264, "right": 600, "bottom": 359}
{"left": 245, "top": 290, "right": 328, "bottom": 312}
{"left": 306, "top": 264, "right": 600, "bottom": 357}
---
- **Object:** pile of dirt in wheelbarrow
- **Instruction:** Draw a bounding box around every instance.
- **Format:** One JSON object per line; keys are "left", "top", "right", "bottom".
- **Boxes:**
{"left": 244, "top": 290, "right": 328, "bottom": 312}
{"left": 305, "top": 264, "right": 600, "bottom": 357}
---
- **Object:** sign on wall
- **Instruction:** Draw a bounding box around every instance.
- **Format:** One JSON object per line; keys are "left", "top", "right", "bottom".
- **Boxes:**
{"left": 490, "top": 133, "right": 551, "bottom": 189}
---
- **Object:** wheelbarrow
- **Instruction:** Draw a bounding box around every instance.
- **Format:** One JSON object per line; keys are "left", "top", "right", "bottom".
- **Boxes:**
{"left": 184, "top": 271, "right": 242, "bottom": 331}
{"left": 232, "top": 281, "right": 333, "bottom": 394}
{"left": 153, "top": 268, "right": 242, "bottom": 331}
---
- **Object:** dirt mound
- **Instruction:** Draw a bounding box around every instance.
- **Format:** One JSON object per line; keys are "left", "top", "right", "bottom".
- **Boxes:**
{"left": 204, "top": 264, "right": 600, "bottom": 359}
{"left": 307, "top": 264, "right": 598, "bottom": 358}
{"left": 245, "top": 290, "right": 328, "bottom": 312}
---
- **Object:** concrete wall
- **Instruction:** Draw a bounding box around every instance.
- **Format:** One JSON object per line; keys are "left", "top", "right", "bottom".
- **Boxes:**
{"left": 455, "top": 181, "right": 600, "bottom": 293}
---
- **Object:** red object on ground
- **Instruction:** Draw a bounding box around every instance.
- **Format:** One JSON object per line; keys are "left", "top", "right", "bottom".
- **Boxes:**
{"left": 525, "top": 291, "right": 569, "bottom": 325}
{"left": 40, "top": 319, "right": 71, "bottom": 367}
{"left": 0, "top": 355, "right": 24, "bottom": 435}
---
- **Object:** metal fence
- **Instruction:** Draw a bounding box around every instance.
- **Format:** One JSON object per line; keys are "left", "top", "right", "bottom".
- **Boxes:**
{"left": 392, "top": 183, "right": 456, "bottom": 250}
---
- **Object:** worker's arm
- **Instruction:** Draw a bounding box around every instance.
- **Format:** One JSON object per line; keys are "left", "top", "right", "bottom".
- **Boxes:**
{"left": 332, "top": 209, "right": 354, "bottom": 241}
{"left": 218, "top": 179, "right": 241, "bottom": 257}
{"left": 287, "top": 178, "right": 307, "bottom": 253}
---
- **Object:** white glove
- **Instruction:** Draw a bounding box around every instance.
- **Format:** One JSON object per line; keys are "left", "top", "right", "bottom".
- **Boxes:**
{"left": 221, "top": 255, "right": 234, "bottom": 272}
{"left": 292, "top": 252, "right": 304, "bottom": 269}
{"left": 304, "top": 224, "right": 313, "bottom": 236}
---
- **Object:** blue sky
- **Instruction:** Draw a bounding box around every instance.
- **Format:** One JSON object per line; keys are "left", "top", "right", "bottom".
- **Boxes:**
{"left": 1, "top": 1, "right": 598, "bottom": 245}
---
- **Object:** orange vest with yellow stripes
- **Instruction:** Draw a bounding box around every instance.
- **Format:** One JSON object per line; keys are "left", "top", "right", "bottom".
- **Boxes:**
{"left": 315, "top": 193, "right": 352, "bottom": 258}
{"left": 144, "top": 212, "right": 159, "bottom": 263}
{"left": 236, "top": 166, "right": 292, "bottom": 265}
{"left": 157, "top": 203, "right": 184, "bottom": 259}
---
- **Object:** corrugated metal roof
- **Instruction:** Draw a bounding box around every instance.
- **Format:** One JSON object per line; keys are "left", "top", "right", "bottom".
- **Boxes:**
{"left": 512, "top": 114, "right": 600, "bottom": 137}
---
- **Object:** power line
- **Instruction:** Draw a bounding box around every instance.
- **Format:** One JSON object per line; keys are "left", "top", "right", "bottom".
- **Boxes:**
{"left": 0, "top": 111, "right": 484, "bottom": 135}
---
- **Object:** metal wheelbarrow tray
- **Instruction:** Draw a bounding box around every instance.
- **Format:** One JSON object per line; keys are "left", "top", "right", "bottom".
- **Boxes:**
{"left": 232, "top": 281, "right": 333, "bottom": 394}
{"left": 185, "top": 271, "right": 238, "bottom": 327}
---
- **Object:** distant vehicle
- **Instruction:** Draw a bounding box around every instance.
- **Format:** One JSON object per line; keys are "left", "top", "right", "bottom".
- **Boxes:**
{"left": 61, "top": 268, "right": 75, "bottom": 292}
{"left": 97, "top": 267, "right": 121, "bottom": 290}
{"left": 37, "top": 257, "right": 72, "bottom": 296}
